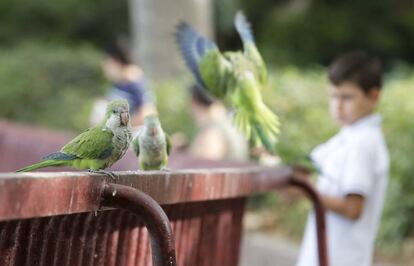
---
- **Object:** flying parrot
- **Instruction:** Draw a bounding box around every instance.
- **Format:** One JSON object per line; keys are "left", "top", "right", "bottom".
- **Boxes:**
{"left": 175, "top": 11, "right": 280, "bottom": 154}
{"left": 16, "top": 99, "right": 132, "bottom": 177}
{"left": 132, "top": 114, "right": 171, "bottom": 171}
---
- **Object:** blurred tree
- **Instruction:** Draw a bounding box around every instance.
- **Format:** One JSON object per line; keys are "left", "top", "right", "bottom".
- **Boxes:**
{"left": 0, "top": 0, "right": 129, "bottom": 46}
{"left": 2, "top": 0, "right": 414, "bottom": 66}
{"left": 129, "top": 0, "right": 213, "bottom": 79}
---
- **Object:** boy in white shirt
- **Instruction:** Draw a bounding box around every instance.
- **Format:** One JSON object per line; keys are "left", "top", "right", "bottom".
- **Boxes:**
{"left": 296, "top": 51, "right": 389, "bottom": 266}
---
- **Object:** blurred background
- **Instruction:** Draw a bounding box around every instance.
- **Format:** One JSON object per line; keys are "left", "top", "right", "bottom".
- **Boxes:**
{"left": 1, "top": 0, "right": 414, "bottom": 264}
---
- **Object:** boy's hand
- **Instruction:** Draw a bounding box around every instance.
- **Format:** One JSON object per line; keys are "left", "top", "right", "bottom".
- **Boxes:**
{"left": 279, "top": 164, "right": 315, "bottom": 202}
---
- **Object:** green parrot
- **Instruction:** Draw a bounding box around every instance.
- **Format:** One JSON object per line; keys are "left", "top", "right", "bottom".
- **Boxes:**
{"left": 132, "top": 114, "right": 171, "bottom": 171}
{"left": 175, "top": 11, "right": 280, "bottom": 154}
{"left": 16, "top": 99, "right": 132, "bottom": 177}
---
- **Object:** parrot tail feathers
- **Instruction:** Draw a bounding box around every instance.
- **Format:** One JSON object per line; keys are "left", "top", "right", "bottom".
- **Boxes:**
{"left": 234, "top": 109, "right": 250, "bottom": 140}
{"left": 256, "top": 105, "right": 280, "bottom": 154}
{"left": 253, "top": 122, "right": 278, "bottom": 155}
{"left": 234, "top": 106, "right": 280, "bottom": 155}
{"left": 16, "top": 160, "right": 63, "bottom": 172}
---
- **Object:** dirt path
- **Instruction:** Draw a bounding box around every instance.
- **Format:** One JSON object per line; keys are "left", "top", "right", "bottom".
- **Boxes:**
{"left": 240, "top": 232, "right": 298, "bottom": 266}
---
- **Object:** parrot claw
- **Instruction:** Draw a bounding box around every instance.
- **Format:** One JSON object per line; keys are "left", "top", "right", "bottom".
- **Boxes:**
{"left": 89, "top": 169, "right": 119, "bottom": 182}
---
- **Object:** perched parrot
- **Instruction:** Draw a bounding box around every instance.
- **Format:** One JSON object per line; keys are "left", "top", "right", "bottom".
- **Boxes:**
{"left": 132, "top": 114, "right": 171, "bottom": 171}
{"left": 16, "top": 99, "right": 132, "bottom": 178}
{"left": 175, "top": 11, "right": 280, "bottom": 154}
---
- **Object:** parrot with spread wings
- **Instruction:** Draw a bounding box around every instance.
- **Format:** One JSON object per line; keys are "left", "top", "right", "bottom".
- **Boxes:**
{"left": 175, "top": 11, "right": 280, "bottom": 154}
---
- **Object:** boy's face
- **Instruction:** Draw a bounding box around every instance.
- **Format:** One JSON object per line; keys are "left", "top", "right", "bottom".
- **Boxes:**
{"left": 329, "top": 82, "right": 379, "bottom": 126}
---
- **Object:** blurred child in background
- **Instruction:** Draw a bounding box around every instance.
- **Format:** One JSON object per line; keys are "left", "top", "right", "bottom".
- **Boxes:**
{"left": 183, "top": 84, "right": 249, "bottom": 161}
{"left": 90, "top": 40, "right": 156, "bottom": 129}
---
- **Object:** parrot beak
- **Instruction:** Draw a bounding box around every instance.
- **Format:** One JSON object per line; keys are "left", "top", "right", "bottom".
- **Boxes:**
{"left": 151, "top": 127, "right": 158, "bottom": 136}
{"left": 120, "top": 112, "right": 129, "bottom": 126}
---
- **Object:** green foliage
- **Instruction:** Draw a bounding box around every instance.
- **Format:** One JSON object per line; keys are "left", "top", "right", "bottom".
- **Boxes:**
{"left": 215, "top": 0, "right": 414, "bottom": 66}
{"left": 258, "top": 0, "right": 414, "bottom": 64}
{"left": 0, "top": 0, "right": 128, "bottom": 46}
{"left": 376, "top": 68, "right": 414, "bottom": 244}
{"left": 0, "top": 41, "right": 105, "bottom": 131}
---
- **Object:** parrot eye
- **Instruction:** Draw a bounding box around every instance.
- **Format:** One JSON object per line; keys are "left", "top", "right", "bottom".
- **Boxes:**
{"left": 112, "top": 110, "right": 117, "bottom": 114}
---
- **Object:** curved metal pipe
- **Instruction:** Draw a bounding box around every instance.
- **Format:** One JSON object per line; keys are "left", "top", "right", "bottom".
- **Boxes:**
{"left": 288, "top": 175, "right": 328, "bottom": 266}
{"left": 101, "top": 183, "right": 177, "bottom": 266}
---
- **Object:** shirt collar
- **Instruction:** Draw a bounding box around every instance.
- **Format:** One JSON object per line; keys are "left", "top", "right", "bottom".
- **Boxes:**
{"left": 341, "top": 113, "right": 382, "bottom": 133}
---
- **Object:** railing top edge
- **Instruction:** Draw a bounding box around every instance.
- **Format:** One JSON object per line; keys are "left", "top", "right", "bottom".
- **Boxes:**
{"left": 0, "top": 166, "right": 293, "bottom": 221}
{"left": 0, "top": 166, "right": 283, "bottom": 179}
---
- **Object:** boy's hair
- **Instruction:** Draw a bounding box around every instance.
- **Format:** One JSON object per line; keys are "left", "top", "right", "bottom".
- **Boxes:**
{"left": 328, "top": 51, "right": 382, "bottom": 94}
{"left": 104, "top": 40, "right": 131, "bottom": 65}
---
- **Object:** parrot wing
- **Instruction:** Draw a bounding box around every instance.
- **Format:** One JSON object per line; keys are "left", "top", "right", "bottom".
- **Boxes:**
{"left": 132, "top": 135, "right": 140, "bottom": 157}
{"left": 234, "top": 11, "right": 267, "bottom": 85}
{"left": 175, "top": 22, "right": 233, "bottom": 98}
{"left": 61, "top": 126, "right": 114, "bottom": 160}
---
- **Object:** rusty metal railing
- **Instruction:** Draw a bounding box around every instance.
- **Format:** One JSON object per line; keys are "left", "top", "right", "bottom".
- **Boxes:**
{"left": 0, "top": 169, "right": 328, "bottom": 266}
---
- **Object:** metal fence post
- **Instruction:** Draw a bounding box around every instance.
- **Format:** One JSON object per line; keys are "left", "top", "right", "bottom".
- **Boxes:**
{"left": 287, "top": 175, "right": 329, "bottom": 266}
{"left": 101, "top": 183, "right": 177, "bottom": 266}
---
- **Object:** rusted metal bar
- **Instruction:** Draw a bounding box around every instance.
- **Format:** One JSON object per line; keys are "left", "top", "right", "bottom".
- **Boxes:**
{"left": 287, "top": 175, "right": 328, "bottom": 266}
{"left": 101, "top": 183, "right": 177, "bottom": 266}
{"left": 0, "top": 169, "right": 327, "bottom": 265}
{"left": 0, "top": 168, "right": 290, "bottom": 221}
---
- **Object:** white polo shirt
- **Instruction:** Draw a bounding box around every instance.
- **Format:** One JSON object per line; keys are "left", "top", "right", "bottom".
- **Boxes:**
{"left": 296, "top": 114, "right": 389, "bottom": 266}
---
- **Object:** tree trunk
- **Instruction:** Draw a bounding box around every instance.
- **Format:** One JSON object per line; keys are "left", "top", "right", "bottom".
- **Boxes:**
{"left": 129, "top": 0, "right": 213, "bottom": 80}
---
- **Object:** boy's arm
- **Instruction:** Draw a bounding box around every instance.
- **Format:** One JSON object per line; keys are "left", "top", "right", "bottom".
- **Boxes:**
{"left": 321, "top": 194, "right": 364, "bottom": 220}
